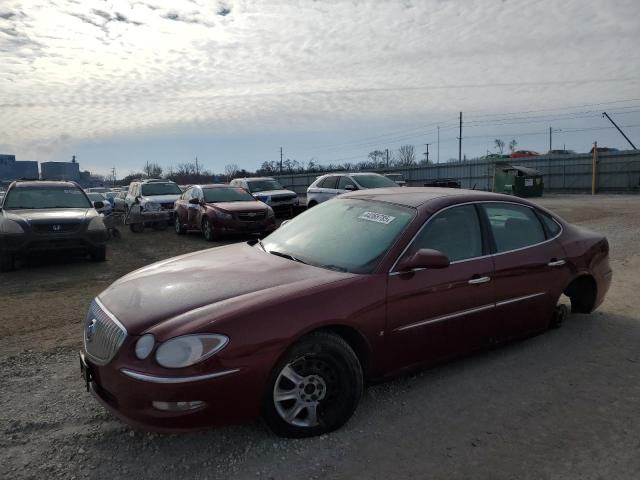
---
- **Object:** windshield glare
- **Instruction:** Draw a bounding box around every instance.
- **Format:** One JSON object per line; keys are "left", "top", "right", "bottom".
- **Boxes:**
{"left": 247, "top": 179, "right": 282, "bottom": 193}
{"left": 4, "top": 187, "right": 91, "bottom": 209}
{"left": 354, "top": 174, "right": 398, "bottom": 189}
{"left": 262, "top": 198, "right": 414, "bottom": 273}
{"left": 141, "top": 183, "right": 182, "bottom": 196}
{"left": 204, "top": 187, "right": 256, "bottom": 203}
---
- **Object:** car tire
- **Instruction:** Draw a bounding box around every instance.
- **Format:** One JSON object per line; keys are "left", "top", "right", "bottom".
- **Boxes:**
{"left": 130, "top": 222, "right": 145, "bottom": 233}
{"left": 202, "top": 218, "right": 216, "bottom": 242}
{"left": 307, "top": 200, "right": 317, "bottom": 208}
{"left": 90, "top": 245, "right": 106, "bottom": 262}
{"left": 0, "top": 253, "right": 16, "bottom": 272}
{"left": 262, "top": 331, "right": 363, "bottom": 438}
{"left": 175, "top": 216, "right": 186, "bottom": 235}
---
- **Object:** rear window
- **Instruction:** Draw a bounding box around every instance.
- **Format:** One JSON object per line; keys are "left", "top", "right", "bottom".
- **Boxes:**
{"left": 538, "top": 211, "right": 562, "bottom": 237}
{"left": 4, "top": 186, "right": 91, "bottom": 209}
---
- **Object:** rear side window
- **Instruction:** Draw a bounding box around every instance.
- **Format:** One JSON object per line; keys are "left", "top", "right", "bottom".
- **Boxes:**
{"left": 538, "top": 211, "right": 562, "bottom": 237}
{"left": 319, "top": 176, "right": 338, "bottom": 189}
{"left": 483, "top": 203, "right": 546, "bottom": 253}
{"left": 409, "top": 205, "right": 483, "bottom": 262}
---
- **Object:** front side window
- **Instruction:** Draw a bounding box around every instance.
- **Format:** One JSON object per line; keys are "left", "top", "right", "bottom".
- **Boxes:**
{"left": 408, "top": 204, "right": 483, "bottom": 262}
{"left": 483, "top": 203, "right": 546, "bottom": 253}
{"left": 262, "top": 198, "right": 415, "bottom": 273}
{"left": 4, "top": 186, "right": 91, "bottom": 209}
{"left": 203, "top": 187, "right": 256, "bottom": 203}
{"left": 141, "top": 182, "right": 181, "bottom": 196}
{"left": 353, "top": 174, "right": 397, "bottom": 189}
{"left": 247, "top": 179, "right": 282, "bottom": 193}
{"left": 337, "top": 176, "right": 355, "bottom": 190}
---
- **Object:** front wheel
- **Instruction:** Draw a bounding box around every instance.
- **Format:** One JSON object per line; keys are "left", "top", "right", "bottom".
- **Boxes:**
{"left": 202, "top": 218, "right": 216, "bottom": 242}
{"left": 262, "top": 331, "right": 363, "bottom": 438}
{"left": 175, "top": 215, "right": 186, "bottom": 235}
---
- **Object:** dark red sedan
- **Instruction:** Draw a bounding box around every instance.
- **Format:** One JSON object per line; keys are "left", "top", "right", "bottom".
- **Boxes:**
{"left": 174, "top": 184, "right": 277, "bottom": 240}
{"left": 80, "top": 188, "right": 611, "bottom": 437}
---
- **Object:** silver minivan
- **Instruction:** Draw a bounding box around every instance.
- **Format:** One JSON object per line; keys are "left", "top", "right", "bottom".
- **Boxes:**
{"left": 306, "top": 172, "right": 397, "bottom": 207}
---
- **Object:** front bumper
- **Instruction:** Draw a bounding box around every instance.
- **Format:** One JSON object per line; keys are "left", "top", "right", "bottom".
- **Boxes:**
{"left": 213, "top": 217, "right": 277, "bottom": 236}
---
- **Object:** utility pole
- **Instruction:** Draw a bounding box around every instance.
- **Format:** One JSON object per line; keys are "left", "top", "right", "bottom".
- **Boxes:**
{"left": 423, "top": 143, "right": 431, "bottom": 163}
{"left": 111, "top": 167, "right": 116, "bottom": 187}
{"left": 549, "top": 127, "right": 553, "bottom": 151}
{"left": 280, "top": 147, "right": 283, "bottom": 174}
{"left": 458, "top": 112, "right": 462, "bottom": 163}
{"left": 385, "top": 149, "right": 389, "bottom": 168}
{"left": 602, "top": 112, "right": 637, "bottom": 149}
{"left": 437, "top": 126, "right": 440, "bottom": 164}
{"left": 195, "top": 156, "right": 199, "bottom": 176}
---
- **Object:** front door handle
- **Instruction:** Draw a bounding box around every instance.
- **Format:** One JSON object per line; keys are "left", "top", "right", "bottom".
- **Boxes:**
{"left": 548, "top": 259, "right": 566, "bottom": 267}
{"left": 468, "top": 276, "right": 491, "bottom": 285}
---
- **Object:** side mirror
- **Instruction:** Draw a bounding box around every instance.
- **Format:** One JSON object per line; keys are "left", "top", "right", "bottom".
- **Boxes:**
{"left": 344, "top": 184, "right": 357, "bottom": 191}
{"left": 396, "top": 248, "right": 449, "bottom": 272}
{"left": 188, "top": 197, "right": 200, "bottom": 205}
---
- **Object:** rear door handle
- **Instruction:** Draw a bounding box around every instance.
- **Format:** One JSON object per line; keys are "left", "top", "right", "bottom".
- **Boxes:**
{"left": 468, "top": 276, "right": 491, "bottom": 285}
{"left": 548, "top": 259, "right": 566, "bottom": 267}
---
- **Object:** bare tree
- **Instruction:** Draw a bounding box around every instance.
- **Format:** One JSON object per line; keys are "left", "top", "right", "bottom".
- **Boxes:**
{"left": 224, "top": 164, "right": 239, "bottom": 181}
{"left": 368, "top": 150, "right": 385, "bottom": 167}
{"left": 143, "top": 162, "right": 163, "bottom": 178}
{"left": 494, "top": 139, "right": 505, "bottom": 154}
{"left": 396, "top": 145, "right": 416, "bottom": 166}
{"left": 508, "top": 139, "right": 518, "bottom": 153}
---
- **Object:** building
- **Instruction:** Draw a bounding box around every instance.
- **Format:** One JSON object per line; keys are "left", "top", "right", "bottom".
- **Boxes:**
{"left": 41, "top": 161, "right": 80, "bottom": 182}
{"left": 0, "top": 154, "right": 39, "bottom": 182}
{"left": 0, "top": 154, "right": 17, "bottom": 181}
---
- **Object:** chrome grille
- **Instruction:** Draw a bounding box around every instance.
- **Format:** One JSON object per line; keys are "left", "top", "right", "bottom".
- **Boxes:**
{"left": 83, "top": 299, "right": 127, "bottom": 365}
{"left": 237, "top": 211, "right": 267, "bottom": 221}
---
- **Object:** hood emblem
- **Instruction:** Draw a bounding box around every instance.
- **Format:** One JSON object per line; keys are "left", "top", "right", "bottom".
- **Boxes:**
{"left": 86, "top": 319, "right": 97, "bottom": 343}
{"left": 52, "top": 224, "right": 61, "bottom": 231}
{"left": 247, "top": 212, "right": 257, "bottom": 217}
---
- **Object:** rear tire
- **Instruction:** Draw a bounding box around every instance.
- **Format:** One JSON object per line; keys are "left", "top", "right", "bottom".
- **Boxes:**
{"left": 0, "top": 253, "right": 16, "bottom": 272}
{"left": 90, "top": 245, "right": 106, "bottom": 262}
{"left": 262, "top": 331, "right": 363, "bottom": 438}
{"left": 175, "top": 216, "right": 186, "bottom": 235}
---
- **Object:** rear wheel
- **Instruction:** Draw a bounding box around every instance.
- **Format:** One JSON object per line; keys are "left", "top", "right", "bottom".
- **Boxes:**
{"left": 263, "top": 331, "right": 363, "bottom": 438}
{"left": 307, "top": 200, "right": 317, "bottom": 209}
{"left": 175, "top": 215, "right": 186, "bottom": 235}
{"left": 0, "top": 253, "right": 16, "bottom": 272}
{"left": 202, "top": 218, "right": 216, "bottom": 242}
{"left": 90, "top": 245, "right": 106, "bottom": 262}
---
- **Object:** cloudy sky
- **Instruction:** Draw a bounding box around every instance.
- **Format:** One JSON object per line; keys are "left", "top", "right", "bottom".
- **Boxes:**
{"left": 1, "top": 0, "right": 639, "bottom": 176}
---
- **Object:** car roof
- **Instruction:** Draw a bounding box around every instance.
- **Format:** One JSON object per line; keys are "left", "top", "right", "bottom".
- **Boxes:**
{"left": 341, "top": 187, "right": 520, "bottom": 208}
{"left": 193, "top": 184, "right": 238, "bottom": 189}
{"left": 12, "top": 180, "right": 79, "bottom": 188}
{"left": 322, "top": 172, "right": 382, "bottom": 177}
{"left": 244, "top": 177, "right": 276, "bottom": 181}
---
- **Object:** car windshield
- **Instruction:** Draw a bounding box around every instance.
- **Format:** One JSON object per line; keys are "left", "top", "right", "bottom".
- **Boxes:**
{"left": 141, "top": 183, "right": 182, "bottom": 196}
{"left": 3, "top": 186, "right": 91, "bottom": 209}
{"left": 204, "top": 187, "right": 256, "bottom": 203}
{"left": 262, "top": 198, "right": 415, "bottom": 273}
{"left": 247, "top": 179, "right": 283, "bottom": 193}
{"left": 354, "top": 174, "right": 398, "bottom": 189}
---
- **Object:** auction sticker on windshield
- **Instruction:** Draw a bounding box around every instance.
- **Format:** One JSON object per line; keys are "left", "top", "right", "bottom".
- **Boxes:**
{"left": 358, "top": 211, "right": 396, "bottom": 224}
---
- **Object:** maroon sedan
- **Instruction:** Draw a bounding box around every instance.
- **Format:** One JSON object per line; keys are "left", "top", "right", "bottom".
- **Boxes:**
{"left": 80, "top": 188, "right": 611, "bottom": 437}
{"left": 174, "top": 184, "right": 276, "bottom": 240}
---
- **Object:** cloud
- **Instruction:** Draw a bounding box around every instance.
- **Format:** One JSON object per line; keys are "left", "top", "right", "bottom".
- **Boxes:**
{"left": 0, "top": 0, "right": 639, "bottom": 163}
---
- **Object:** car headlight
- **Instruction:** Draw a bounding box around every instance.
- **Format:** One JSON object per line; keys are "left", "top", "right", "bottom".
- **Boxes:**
{"left": 143, "top": 202, "right": 161, "bottom": 212}
{"left": 155, "top": 334, "right": 229, "bottom": 368}
{"left": 87, "top": 216, "right": 106, "bottom": 231}
{"left": 0, "top": 218, "right": 24, "bottom": 234}
{"left": 135, "top": 334, "right": 155, "bottom": 360}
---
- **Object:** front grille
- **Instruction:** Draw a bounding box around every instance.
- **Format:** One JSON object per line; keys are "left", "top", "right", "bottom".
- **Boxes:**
{"left": 83, "top": 299, "right": 127, "bottom": 366}
{"left": 32, "top": 222, "right": 81, "bottom": 233}
{"left": 271, "top": 194, "right": 296, "bottom": 201}
{"left": 237, "top": 211, "right": 267, "bottom": 221}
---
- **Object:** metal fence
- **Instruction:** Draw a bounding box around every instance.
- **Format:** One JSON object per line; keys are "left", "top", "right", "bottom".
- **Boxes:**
{"left": 274, "top": 150, "right": 640, "bottom": 195}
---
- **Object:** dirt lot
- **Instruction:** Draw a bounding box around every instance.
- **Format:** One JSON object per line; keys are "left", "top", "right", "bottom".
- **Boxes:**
{"left": 1, "top": 194, "right": 639, "bottom": 480}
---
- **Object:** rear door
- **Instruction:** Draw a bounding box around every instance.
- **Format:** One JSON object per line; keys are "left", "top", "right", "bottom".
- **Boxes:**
{"left": 479, "top": 202, "right": 571, "bottom": 339}
{"left": 386, "top": 204, "right": 497, "bottom": 370}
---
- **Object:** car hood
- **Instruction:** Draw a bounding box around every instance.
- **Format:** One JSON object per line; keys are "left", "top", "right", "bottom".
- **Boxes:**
{"left": 210, "top": 201, "right": 268, "bottom": 212}
{"left": 98, "top": 242, "right": 354, "bottom": 335}
{"left": 141, "top": 194, "right": 181, "bottom": 203}
{"left": 4, "top": 208, "right": 92, "bottom": 223}
{"left": 251, "top": 189, "right": 295, "bottom": 197}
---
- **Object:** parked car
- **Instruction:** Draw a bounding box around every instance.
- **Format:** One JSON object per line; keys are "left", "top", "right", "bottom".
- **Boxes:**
{"left": 174, "top": 184, "right": 277, "bottom": 240}
{"left": 230, "top": 177, "right": 298, "bottom": 216}
{"left": 103, "top": 191, "right": 118, "bottom": 207}
{"left": 112, "top": 191, "right": 128, "bottom": 213}
{"left": 0, "top": 180, "right": 108, "bottom": 271}
{"left": 86, "top": 187, "right": 111, "bottom": 194}
{"left": 590, "top": 146, "right": 620, "bottom": 154}
{"left": 87, "top": 193, "right": 113, "bottom": 215}
{"left": 306, "top": 172, "right": 397, "bottom": 207}
{"left": 79, "top": 187, "right": 612, "bottom": 437}
{"left": 125, "top": 179, "right": 182, "bottom": 221}
{"left": 547, "top": 149, "right": 576, "bottom": 155}
{"left": 383, "top": 173, "right": 407, "bottom": 186}
{"left": 510, "top": 150, "right": 540, "bottom": 158}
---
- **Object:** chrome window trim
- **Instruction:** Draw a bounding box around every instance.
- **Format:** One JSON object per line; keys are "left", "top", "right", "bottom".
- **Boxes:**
{"left": 120, "top": 368, "right": 240, "bottom": 384}
{"left": 394, "top": 291, "right": 547, "bottom": 332}
{"left": 388, "top": 200, "right": 564, "bottom": 274}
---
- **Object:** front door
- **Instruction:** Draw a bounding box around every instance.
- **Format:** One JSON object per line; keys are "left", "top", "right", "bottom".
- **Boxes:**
{"left": 386, "top": 204, "right": 498, "bottom": 371}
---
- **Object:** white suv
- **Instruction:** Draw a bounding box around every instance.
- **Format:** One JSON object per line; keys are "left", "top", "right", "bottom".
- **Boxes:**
{"left": 306, "top": 172, "right": 398, "bottom": 207}
{"left": 125, "top": 179, "right": 182, "bottom": 220}
{"left": 230, "top": 177, "right": 298, "bottom": 216}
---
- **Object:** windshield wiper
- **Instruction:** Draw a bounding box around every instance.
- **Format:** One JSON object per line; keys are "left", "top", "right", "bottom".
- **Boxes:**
{"left": 268, "top": 250, "right": 307, "bottom": 265}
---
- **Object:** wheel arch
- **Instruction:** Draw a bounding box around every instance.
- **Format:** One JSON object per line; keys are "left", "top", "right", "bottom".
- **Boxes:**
{"left": 563, "top": 273, "right": 598, "bottom": 314}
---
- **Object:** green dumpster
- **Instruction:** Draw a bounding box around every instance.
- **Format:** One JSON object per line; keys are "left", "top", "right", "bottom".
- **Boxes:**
{"left": 493, "top": 164, "right": 544, "bottom": 197}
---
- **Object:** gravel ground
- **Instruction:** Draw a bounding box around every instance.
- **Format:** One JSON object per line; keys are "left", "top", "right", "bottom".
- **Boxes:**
{"left": 1, "top": 194, "right": 639, "bottom": 480}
